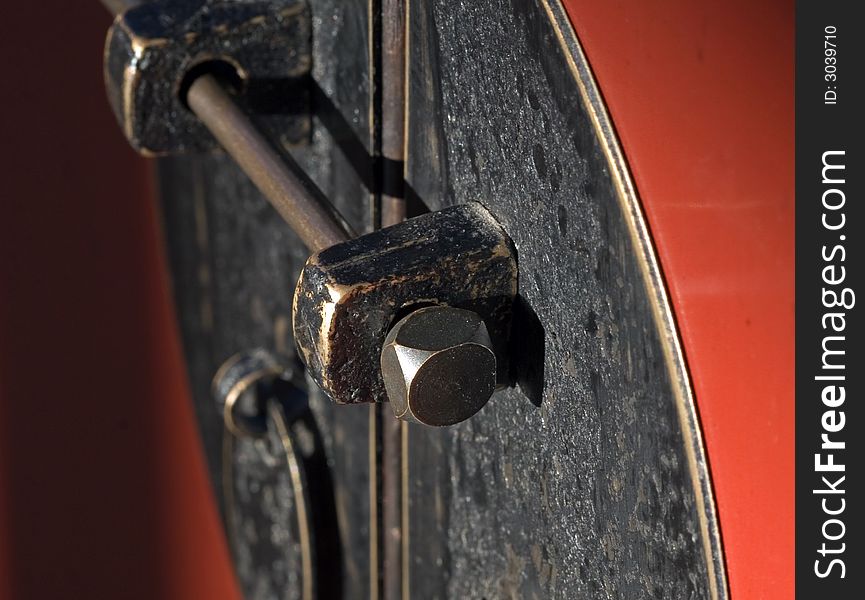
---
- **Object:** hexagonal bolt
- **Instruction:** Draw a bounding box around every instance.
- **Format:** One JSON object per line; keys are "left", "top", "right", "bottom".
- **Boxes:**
{"left": 380, "top": 306, "right": 497, "bottom": 426}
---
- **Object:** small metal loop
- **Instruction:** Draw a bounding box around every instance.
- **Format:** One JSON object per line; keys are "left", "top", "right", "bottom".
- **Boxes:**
{"left": 212, "top": 349, "right": 293, "bottom": 437}
{"left": 221, "top": 378, "right": 320, "bottom": 600}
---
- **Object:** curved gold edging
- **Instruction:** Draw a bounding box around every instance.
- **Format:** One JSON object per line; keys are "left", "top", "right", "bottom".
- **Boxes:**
{"left": 222, "top": 404, "right": 315, "bottom": 600}
{"left": 538, "top": 1, "right": 729, "bottom": 598}
{"left": 222, "top": 366, "right": 284, "bottom": 437}
{"left": 270, "top": 402, "right": 315, "bottom": 600}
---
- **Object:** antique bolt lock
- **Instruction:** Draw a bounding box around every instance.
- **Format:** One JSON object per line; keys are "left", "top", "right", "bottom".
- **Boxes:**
{"left": 102, "top": 1, "right": 519, "bottom": 427}
{"left": 293, "top": 202, "right": 518, "bottom": 425}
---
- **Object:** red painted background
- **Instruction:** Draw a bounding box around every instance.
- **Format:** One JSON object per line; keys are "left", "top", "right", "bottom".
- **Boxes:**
{"left": 1, "top": 1, "right": 793, "bottom": 598}
{"left": 0, "top": 3, "right": 240, "bottom": 598}
{"left": 562, "top": 0, "right": 794, "bottom": 597}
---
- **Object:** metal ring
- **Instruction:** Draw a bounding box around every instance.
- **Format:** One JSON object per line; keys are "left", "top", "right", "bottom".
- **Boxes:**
{"left": 212, "top": 349, "right": 291, "bottom": 438}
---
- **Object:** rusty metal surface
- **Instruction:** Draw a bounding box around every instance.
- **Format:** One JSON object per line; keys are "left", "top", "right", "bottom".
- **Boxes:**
{"left": 105, "top": 0, "right": 310, "bottom": 155}
{"left": 104, "top": 0, "right": 350, "bottom": 253}
{"left": 224, "top": 404, "right": 308, "bottom": 600}
{"left": 292, "top": 203, "right": 518, "bottom": 407}
{"left": 402, "top": 0, "right": 715, "bottom": 598}
{"left": 152, "top": 0, "right": 720, "bottom": 598}
{"left": 156, "top": 1, "right": 375, "bottom": 597}
{"left": 222, "top": 372, "right": 342, "bottom": 600}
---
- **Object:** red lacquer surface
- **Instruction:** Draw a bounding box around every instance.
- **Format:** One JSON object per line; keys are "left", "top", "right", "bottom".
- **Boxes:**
{"left": 561, "top": 0, "right": 793, "bottom": 597}
{"left": 0, "top": 3, "right": 241, "bottom": 598}
{"left": 0, "top": 1, "right": 792, "bottom": 597}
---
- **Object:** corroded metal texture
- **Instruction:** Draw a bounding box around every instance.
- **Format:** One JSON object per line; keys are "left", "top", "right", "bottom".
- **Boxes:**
{"left": 156, "top": 1, "right": 375, "bottom": 597}
{"left": 225, "top": 412, "right": 306, "bottom": 600}
{"left": 225, "top": 397, "right": 342, "bottom": 600}
{"left": 402, "top": 0, "right": 722, "bottom": 598}
{"left": 104, "top": 0, "right": 310, "bottom": 155}
{"left": 292, "top": 202, "right": 518, "bottom": 406}
{"left": 153, "top": 0, "right": 724, "bottom": 598}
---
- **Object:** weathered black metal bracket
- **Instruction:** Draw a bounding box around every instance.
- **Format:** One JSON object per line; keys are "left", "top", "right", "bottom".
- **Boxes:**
{"left": 104, "top": 0, "right": 311, "bottom": 155}
{"left": 293, "top": 202, "right": 518, "bottom": 406}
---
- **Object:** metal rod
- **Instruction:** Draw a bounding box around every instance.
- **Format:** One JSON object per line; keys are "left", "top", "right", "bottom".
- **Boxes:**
{"left": 187, "top": 74, "right": 351, "bottom": 252}
{"left": 100, "top": 0, "right": 139, "bottom": 16}
{"left": 102, "top": 0, "right": 351, "bottom": 253}
{"left": 106, "top": 3, "right": 404, "bottom": 593}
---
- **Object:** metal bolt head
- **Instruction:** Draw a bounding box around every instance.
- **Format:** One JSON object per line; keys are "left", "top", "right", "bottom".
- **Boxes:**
{"left": 380, "top": 306, "right": 497, "bottom": 426}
